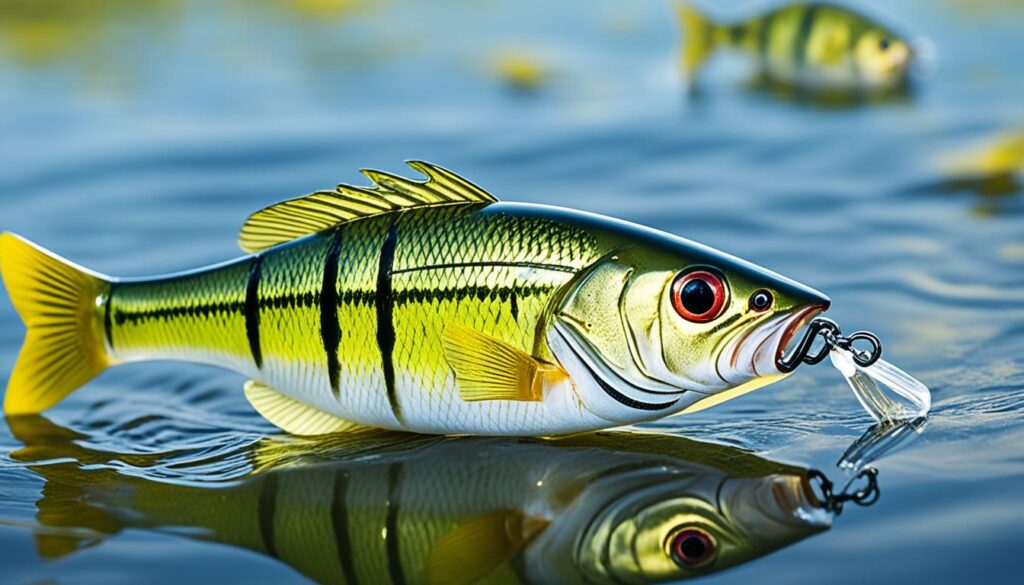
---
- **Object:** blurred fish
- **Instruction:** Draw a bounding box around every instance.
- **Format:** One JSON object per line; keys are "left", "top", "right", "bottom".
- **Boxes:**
{"left": 10, "top": 416, "right": 833, "bottom": 584}
{"left": 942, "top": 131, "right": 1024, "bottom": 179}
{"left": 0, "top": 162, "right": 830, "bottom": 436}
{"left": 926, "top": 131, "right": 1024, "bottom": 208}
{"left": 678, "top": 2, "right": 913, "bottom": 93}
{"left": 0, "top": 0, "right": 177, "bottom": 67}
{"left": 491, "top": 52, "right": 549, "bottom": 92}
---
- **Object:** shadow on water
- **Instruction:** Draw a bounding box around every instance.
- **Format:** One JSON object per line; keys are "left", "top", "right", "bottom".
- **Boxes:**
{"left": 741, "top": 75, "right": 916, "bottom": 110}
{"left": 4, "top": 414, "right": 889, "bottom": 584}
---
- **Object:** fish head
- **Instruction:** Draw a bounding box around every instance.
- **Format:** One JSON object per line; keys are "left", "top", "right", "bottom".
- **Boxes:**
{"left": 853, "top": 28, "right": 912, "bottom": 88}
{"left": 548, "top": 231, "right": 829, "bottom": 422}
{"left": 571, "top": 469, "right": 831, "bottom": 583}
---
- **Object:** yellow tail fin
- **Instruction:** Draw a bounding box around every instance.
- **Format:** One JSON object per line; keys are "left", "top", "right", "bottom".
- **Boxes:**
{"left": 677, "top": 2, "right": 718, "bottom": 81}
{"left": 0, "top": 233, "right": 111, "bottom": 414}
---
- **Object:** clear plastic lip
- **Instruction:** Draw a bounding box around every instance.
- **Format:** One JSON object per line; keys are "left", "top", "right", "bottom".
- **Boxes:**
{"left": 830, "top": 347, "right": 931, "bottom": 424}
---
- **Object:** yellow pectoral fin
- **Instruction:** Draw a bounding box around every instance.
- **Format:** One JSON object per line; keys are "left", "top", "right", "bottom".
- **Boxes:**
{"left": 441, "top": 323, "right": 566, "bottom": 402}
{"left": 244, "top": 381, "right": 365, "bottom": 436}
{"left": 427, "top": 510, "right": 549, "bottom": 585}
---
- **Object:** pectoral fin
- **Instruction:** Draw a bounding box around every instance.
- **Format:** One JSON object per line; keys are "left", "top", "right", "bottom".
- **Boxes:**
{"left": 427, "top": 510, "right": 549, "bottom": 585}
{"left": 441, "top": 323, "right": 567, "bottom": 402}
{"left": 244, "top": 381, "right": 365, "bottom": 436}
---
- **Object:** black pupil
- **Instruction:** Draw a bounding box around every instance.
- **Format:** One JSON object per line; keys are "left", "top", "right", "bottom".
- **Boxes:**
{"left": 682, "top": 279, "right": 716, "bottom": 315}
{"left": 879, "top": 38, "right": 890, "bottom": 50}
{"left": 753, "top": 292, "right": 771, "bottom": 309}
{"left": 680, "top": 535, "right": 707, "bottom": 560}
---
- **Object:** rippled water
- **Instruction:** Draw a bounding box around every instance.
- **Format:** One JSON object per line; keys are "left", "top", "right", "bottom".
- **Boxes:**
{"left": 1, "top": 0, "right": 1023, "bottom": 583}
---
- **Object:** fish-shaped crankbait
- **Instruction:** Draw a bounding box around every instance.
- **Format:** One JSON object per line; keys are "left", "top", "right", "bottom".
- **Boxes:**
{"left": 679, "top": 2, "right": 913, "bottom": 93}
{"left": 0, "top": 162, "right": 832, "bottom": 436}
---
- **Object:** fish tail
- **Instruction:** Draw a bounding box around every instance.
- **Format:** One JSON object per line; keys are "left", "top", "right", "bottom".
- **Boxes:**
{"left": 0, "top": 233, "right": 112, "bottom": 414}
{"left": 677, "top": 2, "right": 718, "bottom": 82}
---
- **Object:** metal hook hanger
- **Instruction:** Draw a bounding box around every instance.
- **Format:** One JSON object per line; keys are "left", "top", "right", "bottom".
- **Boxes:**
{"left": 778, "top": 317, "right": 883, "bottom": 373}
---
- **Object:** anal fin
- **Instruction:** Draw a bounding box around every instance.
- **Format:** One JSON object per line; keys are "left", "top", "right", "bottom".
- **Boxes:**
{"left": 441, "top": 323, "right": 567, "bottom": 402}
{"left": 244, "top": 381, "right": 365, "bottom": 436}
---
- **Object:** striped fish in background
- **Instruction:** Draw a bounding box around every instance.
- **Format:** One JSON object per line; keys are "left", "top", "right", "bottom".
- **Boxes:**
{"left": 679, "top": 2, "right": 914, "bottom": 93}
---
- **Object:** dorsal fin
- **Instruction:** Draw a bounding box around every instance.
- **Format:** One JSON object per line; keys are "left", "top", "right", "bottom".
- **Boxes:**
{"left": 238, "top": 161, "right": 498, "bottom": 253}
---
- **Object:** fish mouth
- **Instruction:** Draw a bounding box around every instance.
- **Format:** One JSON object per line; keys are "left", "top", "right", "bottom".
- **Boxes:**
{"left": 775, "top": 304, "right": 829, "bottom": 367}
{"left": 716, "top": 304, "right": 828, "bottom": 384}
{"left": 765, "top": 475, "right": 832, "bottom": 528}
{"left": 717, "top": 474, "right": 832, "bottom": 535}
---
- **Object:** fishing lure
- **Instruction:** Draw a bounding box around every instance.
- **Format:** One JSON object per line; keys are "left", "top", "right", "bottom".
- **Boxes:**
{"left": 679, "top": 2, "right": 913, "bottom": 92}
{"left": 1, "top": 161, "right": 839, "bottom": 436}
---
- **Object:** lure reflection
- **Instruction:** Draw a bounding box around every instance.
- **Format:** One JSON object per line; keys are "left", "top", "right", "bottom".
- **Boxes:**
{"left": 12, "top": 417, "right": 838, "bottom": 584}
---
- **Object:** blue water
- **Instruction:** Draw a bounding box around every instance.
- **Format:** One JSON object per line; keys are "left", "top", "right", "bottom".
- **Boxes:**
{"left": 1, "top": 0, "right": 1022, "bottom": 583}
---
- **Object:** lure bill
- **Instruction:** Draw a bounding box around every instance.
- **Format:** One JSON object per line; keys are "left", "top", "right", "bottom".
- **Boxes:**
{"left": 0, "top": 162, "right": 836, "bottom": 437}
{"left": 678, "top": 2, "right": 913, "bottom": 93}
{"left": 830, "top": 348, "right": 931, "bottom": 424}
{"left": 780, "top": 316, "right": 931, "bottom": 424}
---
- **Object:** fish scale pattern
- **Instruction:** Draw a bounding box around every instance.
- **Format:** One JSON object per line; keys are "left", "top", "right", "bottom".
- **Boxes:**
{"left": 386, "top": 205, "right": 600, "bottom": 431}
{"left": 110, "top": 259, "right": 253, "bottom": 372}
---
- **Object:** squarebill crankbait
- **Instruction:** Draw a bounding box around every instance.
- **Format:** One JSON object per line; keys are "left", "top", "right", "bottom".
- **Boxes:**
{"left": 679, "top": 2, "right": 913, "bottom": 92}
{"left": 0, "top": 162, "right": 836, "bottom": 436}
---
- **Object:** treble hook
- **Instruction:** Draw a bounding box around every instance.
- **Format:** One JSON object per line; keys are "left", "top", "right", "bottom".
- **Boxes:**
{"left": 807, "top": 467, "right": 880, "bottom": 515}
{"left": 777, "top": 317, "right": 883, "bottom": 373}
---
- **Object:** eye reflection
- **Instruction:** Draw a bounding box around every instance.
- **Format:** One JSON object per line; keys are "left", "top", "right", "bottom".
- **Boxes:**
{"left": 670, "top": 528, "right": 716, "bottom": 567}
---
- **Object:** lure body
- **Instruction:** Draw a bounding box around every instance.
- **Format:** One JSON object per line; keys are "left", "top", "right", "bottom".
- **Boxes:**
{"left": 0, "top": 162, "right": 830, "bottom": 436}
{"left": 111, "top": 204, "right": 603, "bottom": 434}
{"left": 679, "top": 2, "right": 913, "bottom": 92}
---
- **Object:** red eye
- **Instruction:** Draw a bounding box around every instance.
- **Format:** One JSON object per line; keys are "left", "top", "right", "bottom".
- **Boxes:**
{"left": 669, "top": 528, "right": 716, "bottom": 568}
{"left": 671, "top": 270, "right": 727, "bottom": 323}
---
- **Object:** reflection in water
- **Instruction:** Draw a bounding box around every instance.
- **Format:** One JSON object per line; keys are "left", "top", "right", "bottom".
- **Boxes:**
{"left": 9, "top": 415, "right": 844, "bottom": 584}
{"left": 743, "top": 74, "right": 914, "bottom": 109}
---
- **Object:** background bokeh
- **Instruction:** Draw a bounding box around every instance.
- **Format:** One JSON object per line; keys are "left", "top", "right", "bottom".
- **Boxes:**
{"left": 1, "top": 0, "right": 1022, "bottom": 583}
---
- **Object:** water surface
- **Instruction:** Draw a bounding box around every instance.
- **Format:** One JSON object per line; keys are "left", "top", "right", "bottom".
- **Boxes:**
{"left": 1, "top": 0, "right": 1023, "bottom": 583}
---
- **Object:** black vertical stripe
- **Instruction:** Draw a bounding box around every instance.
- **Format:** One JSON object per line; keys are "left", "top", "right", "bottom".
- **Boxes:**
{"left": 385, "top": 463, "right": 406, "bottom": 585}
{"left": 245, "top": 256, "right": 264, "bottom": 368}
{"left": 848, "top": 21, "right": 864, "bottom": 82}
{"left": 758, "top": 13, "right": 774, "bottom": 62}
{"left": 793, "top": 6, "right": 819, "bottom": 70}
{"left": 322, "top": 229, "right": 345, "bottom": 397}
{"left": 510, "top": 290, "right": 519, "bottom": 322}
{"left": 258, "top": 473, "right": 279, "bottom": 558}
{"left": 375, "top": 223, "right": 401, "bottom": 422}
{"left": 332, "top": 471, "right": 359, "bottom": 585}
{"left": 103, "top": 285, "right": 115, "bottom": 350}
